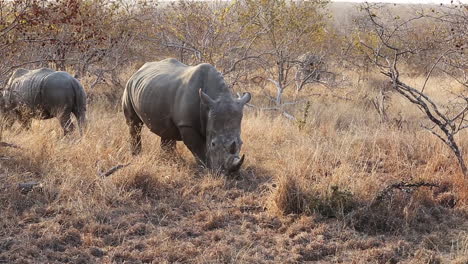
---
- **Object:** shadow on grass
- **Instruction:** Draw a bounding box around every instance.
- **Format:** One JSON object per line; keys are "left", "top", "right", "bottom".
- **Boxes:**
{"left": 273, "top": 176, "right": 466, "bottom": 236}
{"left": 0, "top": 148, "right": 52, "bottom": 214}
{"left": 346, "top": 188, "right": 466, "bottom": 236}
{"left": 224, "top": 164, "right": 273, "bottom": 193}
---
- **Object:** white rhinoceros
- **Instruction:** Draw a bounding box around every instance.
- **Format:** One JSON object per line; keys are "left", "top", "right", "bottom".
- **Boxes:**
{"left": 0, "top": 68, "right": 87, "bottom": 135}
{"left": 122, "top": 58, "right": 251, "bottom": 173}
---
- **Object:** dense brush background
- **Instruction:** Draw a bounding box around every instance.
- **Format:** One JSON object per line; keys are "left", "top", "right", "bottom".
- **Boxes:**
{"left": 1, "top": 0, "right": 467, "bottom": 263}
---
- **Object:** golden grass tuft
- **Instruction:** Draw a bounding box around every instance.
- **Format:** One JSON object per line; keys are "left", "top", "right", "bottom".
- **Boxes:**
{"left": 273, "top": 174, "right": 310, "bottom": 215}
{"left": 272, "top": 174, "right": 357, "bottom": 218}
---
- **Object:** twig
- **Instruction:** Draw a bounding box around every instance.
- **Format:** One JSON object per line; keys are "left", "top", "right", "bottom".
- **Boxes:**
{"left": 206, "top": 205, "right": 266, "bottom": 212}
{"left": 421, "top": 50, "right": 450, "bottom": 95}
{"left": 18, "top": 182, "right": 42, "bottom": 194}
{"left": 0, "top": 142, "right": 21, "bottom": 149}
{"left": 282, "top": 112, "right": 296, "bottom": 120}
{"left": 245, "top": 103, "right": 297, "bottom": 120}
{"left": 99, "top": 163, "right": 131, "bottom": 178}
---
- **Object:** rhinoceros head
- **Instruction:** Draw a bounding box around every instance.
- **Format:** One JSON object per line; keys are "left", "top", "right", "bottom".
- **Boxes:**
{"left": 0, "top": 90, "right": 8, "bottom": 125}
{"left": 0, "top": 90, "right": 3, "bottom": 108}
{"left": 0, "top": 89, "right": 13, "bottom": 112}
{"left": 0, "top": 88, "right": 6, "bottom": 112}
{"left": 200, "top": 89, "right": 251, "bottom": 173}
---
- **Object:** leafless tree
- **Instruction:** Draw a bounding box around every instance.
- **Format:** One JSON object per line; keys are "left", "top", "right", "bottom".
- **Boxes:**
{"left": 231, "top": 0, "right": 329, "bottom": 118}
{"left": 0, "top": 0, "right": 139, "bottom": 87}
{"left": 293, "top": 52, "right": 335, "bottom": 93}
{"left": 144, "top": 0, "right": 265, "bottom": 91}
{"left": 360, "top": 2, "right": 468, "bottom": 176}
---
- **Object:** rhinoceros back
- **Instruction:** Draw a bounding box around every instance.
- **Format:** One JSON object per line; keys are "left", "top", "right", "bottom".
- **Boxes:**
{"left": 123, "top": 58, "right": 232, "bottom": 140}
{"left": 6, "top": 68, "right": 86, "bottom": 122}
{"left": 7, "top": 68, "right": 55, "bottom": 108}
{"left": 124, "top": 59, "right": 203, "bottom": 137}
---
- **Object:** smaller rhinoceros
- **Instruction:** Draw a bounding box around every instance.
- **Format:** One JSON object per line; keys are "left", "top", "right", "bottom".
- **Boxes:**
{"left": 0, "top": 68, "right": 87, "bottom": 135}
{"left": 122, "top": 58, "right": 252, "bottom": 173}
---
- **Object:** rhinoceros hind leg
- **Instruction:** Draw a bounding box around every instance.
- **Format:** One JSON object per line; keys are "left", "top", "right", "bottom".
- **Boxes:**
{"left": 73, "top": 109, "right": 86, "bottom": 136}
{"left": 161, "top": 138, "right": 176, "bottom": 153}
{"left": 59, "top": 112, "right": 75, "bottom": 135}
{"left": 128, "top": 122, "right": 143, "bottom": 155}
{"left": 126, "top": 115, "right": 143, "bottom": 156}
{"left": 123, "top": 99, "right": 143, "bottom": 155}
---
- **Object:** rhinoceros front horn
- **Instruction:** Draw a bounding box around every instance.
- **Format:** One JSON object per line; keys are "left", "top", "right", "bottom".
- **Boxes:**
{"left": 237, "top": 92, "right": 251, "bottom": 105}
{"left": 229, "top": 154, "right": 245, "bottom": 172}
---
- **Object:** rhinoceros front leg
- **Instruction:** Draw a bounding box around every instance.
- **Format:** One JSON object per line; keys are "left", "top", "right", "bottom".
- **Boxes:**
{"left": 59, "top": 111, "right": 75, "bottom": 135}
{"left": 73, "top": 109, "right": 86, "bottom": 136}
{"left": 179, "top": 127, "right": 207, "bottom": 167}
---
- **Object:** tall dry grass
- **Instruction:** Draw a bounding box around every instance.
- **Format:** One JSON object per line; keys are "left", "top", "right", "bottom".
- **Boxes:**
{"left": 0, "top": 72, "right": 467, "bottom": 263}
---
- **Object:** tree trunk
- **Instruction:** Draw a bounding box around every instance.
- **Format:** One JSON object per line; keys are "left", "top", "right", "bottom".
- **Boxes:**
{"left": 450, "top": 140, "right": 467, "bottom": 177}
{"left": 456, "top": 152, "right": 467, "bottom": 177}
{"left": 276, "top": 86, "right": 284, "bottom": 105}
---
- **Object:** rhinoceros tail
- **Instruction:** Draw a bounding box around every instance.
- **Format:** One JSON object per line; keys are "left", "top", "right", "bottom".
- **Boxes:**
{"left": 71, "top": 79, "right": 87, "bottom": 135}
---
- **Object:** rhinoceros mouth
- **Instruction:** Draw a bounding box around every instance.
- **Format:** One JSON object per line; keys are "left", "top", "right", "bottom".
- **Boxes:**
{"left": 226, "top": 154, "right": 245, "bottom": 173}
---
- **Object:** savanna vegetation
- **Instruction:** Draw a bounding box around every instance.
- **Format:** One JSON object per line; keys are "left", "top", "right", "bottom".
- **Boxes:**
{"left": 1, "top": 0, "right": 467, "bottom": 263}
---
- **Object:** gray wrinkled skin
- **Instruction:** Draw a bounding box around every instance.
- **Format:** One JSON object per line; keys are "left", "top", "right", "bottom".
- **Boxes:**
{"left": 0, "top": 68, "right": 87, "bottom": 135}
{"left": 122, "top": 58, "right": 251, "bottom": 173}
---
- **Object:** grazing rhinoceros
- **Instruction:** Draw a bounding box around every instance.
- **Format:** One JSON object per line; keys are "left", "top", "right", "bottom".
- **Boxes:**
{"left": 122, "top": 58, "right": 252, "bottom": 173}
{"left": 0, "top": 68, "right": 87, "bottom": 135}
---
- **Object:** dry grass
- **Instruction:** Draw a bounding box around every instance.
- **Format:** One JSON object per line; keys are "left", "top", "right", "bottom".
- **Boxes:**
{"left": 0, "top": 72, "right": 467, "bottom": 263}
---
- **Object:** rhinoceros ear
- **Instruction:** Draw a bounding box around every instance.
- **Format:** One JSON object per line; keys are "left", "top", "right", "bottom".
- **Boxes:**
{"left": 199, "top": 89, "right": 216, "bottom": 108}
{"left": 237, "top": 92, "right": 251, "bottom": 106}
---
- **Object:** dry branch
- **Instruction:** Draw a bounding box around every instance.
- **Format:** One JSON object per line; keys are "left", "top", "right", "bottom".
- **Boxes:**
{"left": 18, "top": 181, "right": 42, "bottom": 194}
{"left": 0, "top": 142, "right": 21, "bottom": 149}
{"left": 98, "top": 163, "right": 131, "bottom": 178}
{"left": 206, "top": 205, "right": 266, "bottom": 212}
{"left": 245, "top": 103, "right": 297, "bottom": 120}
{"left": 375, "top": 181, "right": 439, "bottom": 202}
{"left": 0, "top": 155, "right": 11, "bottom": 160}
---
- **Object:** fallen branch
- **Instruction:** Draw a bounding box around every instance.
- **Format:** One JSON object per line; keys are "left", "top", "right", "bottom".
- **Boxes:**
{"left": 206, "top": 205, "right": 266, "bottom": 212}
{"left": 282, "top": 112, "right": 296, "bottom": 120}
{"left": 18, "top": 182, "right": 42, "bottom": 194}
{"left": 0, "top": 142, "right": 21, "bottom": 149}
{"left": 99, "top": 163, "right": 131, "bottom": 178}
{"left": 375, "top": 181, "right": 439, "bottom": 202}
{"left": 244, "top": 102, "right": 297, "bottom": 120}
